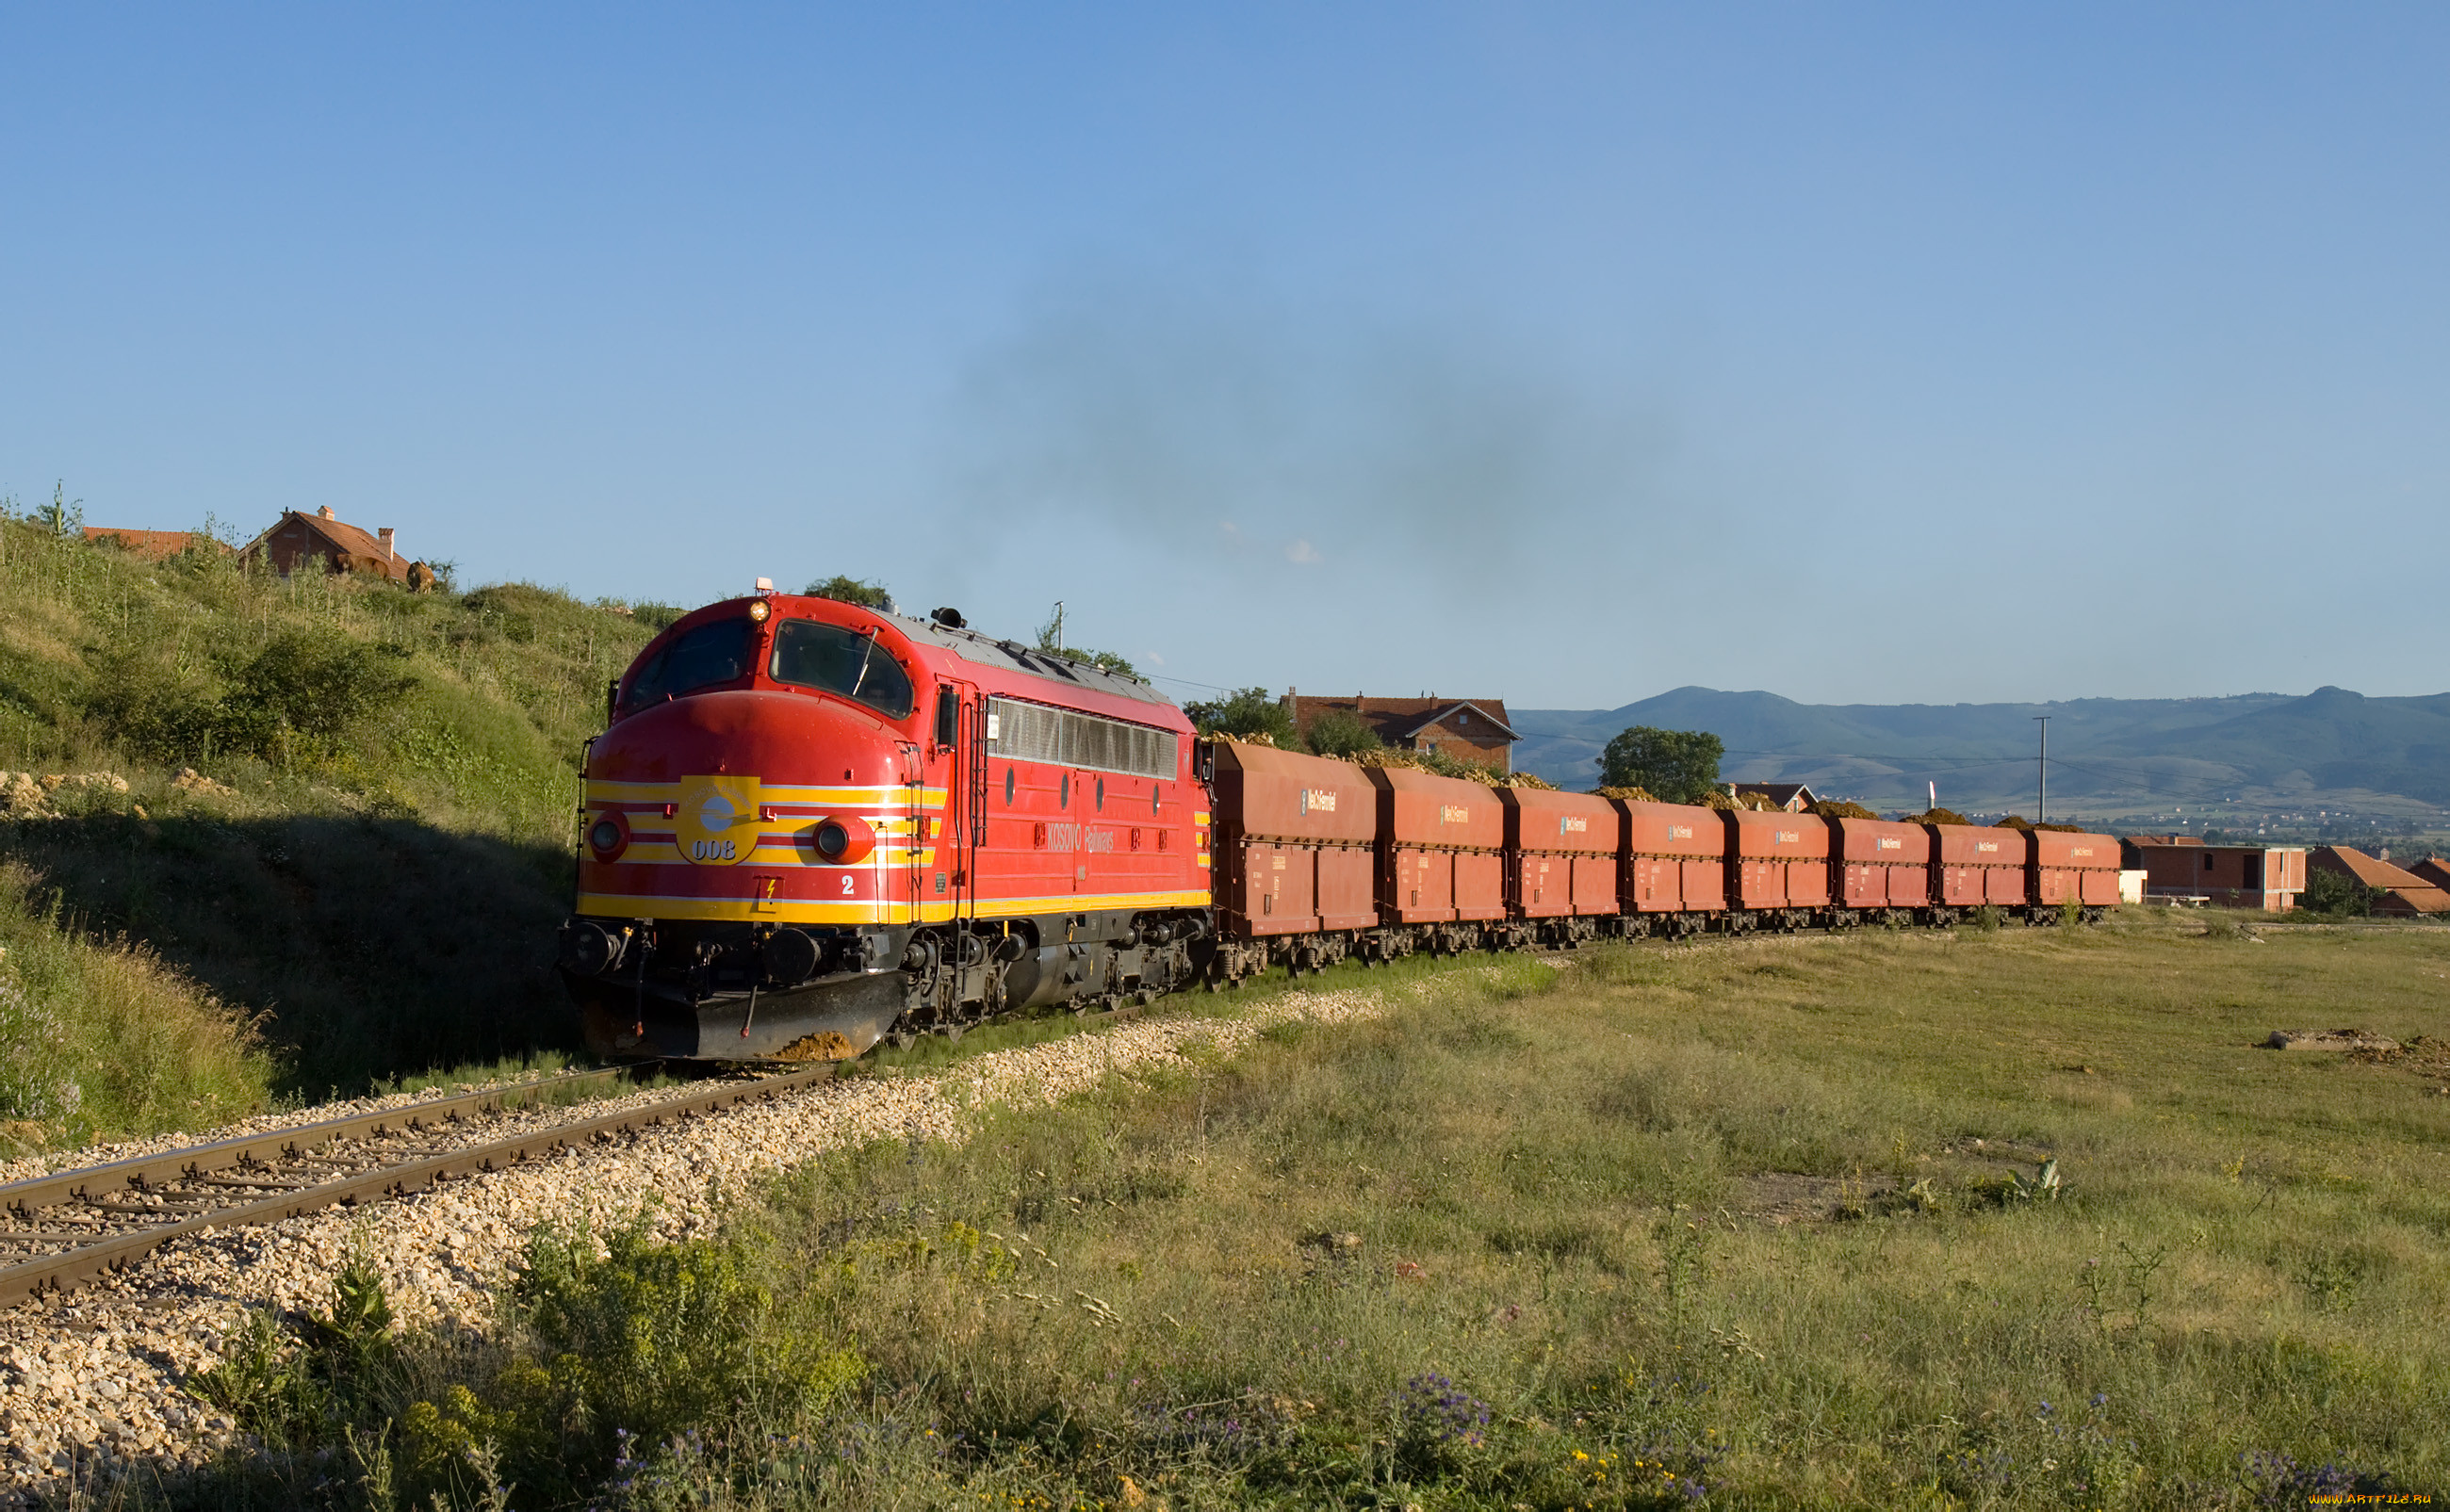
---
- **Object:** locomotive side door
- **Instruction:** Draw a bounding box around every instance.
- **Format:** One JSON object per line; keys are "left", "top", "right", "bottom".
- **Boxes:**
{"left": 932, "top": 679, "right": 985, "bottom": 923}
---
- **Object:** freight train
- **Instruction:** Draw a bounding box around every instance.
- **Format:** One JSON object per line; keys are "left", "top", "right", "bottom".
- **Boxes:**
{"left": 557, "top": 590, "right": 2120, "bottom": 1062}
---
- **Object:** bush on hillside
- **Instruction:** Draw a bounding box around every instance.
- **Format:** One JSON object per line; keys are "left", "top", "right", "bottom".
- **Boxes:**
{"left": 87, "top": 628, "right": 414, "bottom": 771}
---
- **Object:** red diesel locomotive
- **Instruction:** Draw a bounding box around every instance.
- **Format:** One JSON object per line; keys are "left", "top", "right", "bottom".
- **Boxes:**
{"left": 558, "top": 591, "right": 2120, "bottom": 1062}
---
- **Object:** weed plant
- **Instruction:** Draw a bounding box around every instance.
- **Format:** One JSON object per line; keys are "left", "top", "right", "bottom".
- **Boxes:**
{"left": 153, "top": 915, "right": 2448, "bottom": 1508}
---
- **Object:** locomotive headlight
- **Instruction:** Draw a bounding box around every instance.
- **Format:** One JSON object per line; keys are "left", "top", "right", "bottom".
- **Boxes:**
{"left": 747, "top": 599, "right": 772, "bottom": 623}
{"left": 586, "top": 811, "right": 631, "bottom": 862}
{"left": 808, "top": 813, "right": 876, "bottom": 865}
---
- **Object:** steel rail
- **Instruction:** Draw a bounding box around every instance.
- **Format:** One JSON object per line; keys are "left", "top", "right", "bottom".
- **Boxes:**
{"left": 0, "top": 1065, "right": 653, "bottom": 1221}
{"left": 0, "top": 1062, "right": 838, "bottom": 1308}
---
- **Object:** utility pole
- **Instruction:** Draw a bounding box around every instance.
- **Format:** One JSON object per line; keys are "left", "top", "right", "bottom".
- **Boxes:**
{"left": 2034, "top": 715, "right": 2050, "bottom": 824}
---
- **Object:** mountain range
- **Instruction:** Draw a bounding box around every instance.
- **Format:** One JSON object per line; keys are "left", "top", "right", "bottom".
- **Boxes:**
{"left": 1509, "top": 686, "right": 2450, "bottom": 821}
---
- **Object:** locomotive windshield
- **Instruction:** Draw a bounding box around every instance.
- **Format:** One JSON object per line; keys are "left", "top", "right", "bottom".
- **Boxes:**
{"left": 622, "top": 616, "right": 756, "bottom": 711}
{"left": 771, "top": 618, "right": 916, "bottom": 720}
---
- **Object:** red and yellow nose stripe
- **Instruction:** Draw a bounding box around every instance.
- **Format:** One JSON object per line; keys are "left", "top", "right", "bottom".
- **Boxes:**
{"left": 579, "top": 776, "right": 947, "bottom": 924}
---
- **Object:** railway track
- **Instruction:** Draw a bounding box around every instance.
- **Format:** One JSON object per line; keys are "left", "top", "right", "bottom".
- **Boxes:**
{"left": 0, "top": 1062, "right": 841, "bottom": 1309}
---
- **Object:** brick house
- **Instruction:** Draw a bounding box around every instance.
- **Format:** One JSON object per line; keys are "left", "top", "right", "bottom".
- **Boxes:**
{"left": 239, "top": 507, "right": 411, "bottom": 583}
{"left": 2121, "top": 834, "right": 2308, "bottom": 910}
{"left": 2309, "top": 845, "right": 2450, "bottom": 916}
{"left": 81, "top": 527, "right": 232, "bottom": 562}
{"left": 1286, "top": 691, "right": 1519, "bottom": 772}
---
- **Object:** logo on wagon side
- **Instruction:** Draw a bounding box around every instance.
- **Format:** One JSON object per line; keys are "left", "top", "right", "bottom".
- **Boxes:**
{"left": 1776, "top": 830, "right": 1799, "bottom": 844}
{"left": 1877, "top": 837, "right": 1902, "bottom": 851}
{"left": 1298, "top": 789, "right": 1338, "bottom": 814}
{"left": 1666, "top": 824, "right": 1692, "bottom": 839}
{"left": 2070, "top": 846, "right": 2093, "bottom": 857}
{"left": 1441, "top": 805, "right": 1470, "bottom": 824}
{"left": 1559, "top": 815, "right": 1588, "bottom": 834}
{"left": 1977, "top": 841, "right": 1999, "bottom": 853}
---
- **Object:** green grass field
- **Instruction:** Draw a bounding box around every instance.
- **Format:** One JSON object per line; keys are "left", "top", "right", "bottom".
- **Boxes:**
{"left": 188, "top": 911, "right": 2450, "bottom": 1510}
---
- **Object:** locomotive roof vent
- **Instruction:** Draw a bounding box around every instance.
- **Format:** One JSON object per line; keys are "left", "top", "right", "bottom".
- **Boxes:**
{"left": 931, "top": 606, "right": 966, "bottom": 628}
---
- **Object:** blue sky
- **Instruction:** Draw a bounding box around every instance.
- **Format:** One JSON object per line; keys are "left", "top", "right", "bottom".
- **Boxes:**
{"left": 4, "top": 5, "right": 2444, "bottom": 708}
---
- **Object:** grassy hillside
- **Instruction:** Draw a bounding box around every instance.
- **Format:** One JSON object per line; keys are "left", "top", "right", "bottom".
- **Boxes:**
{"left": 182, "top": 913, "right": 2450, "bottom": 1508}
{"left": 0, "top": 519, "right": 661, "bottom": 1142}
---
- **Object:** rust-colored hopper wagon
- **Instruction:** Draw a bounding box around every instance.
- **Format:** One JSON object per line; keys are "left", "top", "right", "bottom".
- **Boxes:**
{"left": 2031, "top": 829, "right": 2122, "bottom": 914}
{"left": 1826, "top": 817, "right": 1933, "bottom": 925}
{"left": 1366, "top": 764, "right": 1507, "bottom": 959}
{"left": 1501, "top": 787, "right": 1623, "bottom": 946}
{"left": 1928, "top": 823, "right": 2031, "bottom": 919}
{"left": 1207, "top": 740, "right": 1379, "bottom": 978}
{"left": 1612, "top": 798, "right": 1727, "bottom": 936}
{"left": 1723, "top": 809, "right": 1832, "bottom": 930}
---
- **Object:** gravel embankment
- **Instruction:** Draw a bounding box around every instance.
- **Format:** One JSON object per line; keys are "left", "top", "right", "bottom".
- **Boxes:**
{"left": 0, "top": 986, "right": 1394, "bottom": 1494}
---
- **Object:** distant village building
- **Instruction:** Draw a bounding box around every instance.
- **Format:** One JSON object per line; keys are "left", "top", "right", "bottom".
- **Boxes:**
{"left": 239, "top": 507, "right": 416, "bottom": 584}
{"left": 80, "top": 527, "right": 233, "bottom": 562}
{"left": 2121, "top": 834, "right": 2308, "bottom": 910}
{"left": 2309, "top": 845, "right": 2450, "bottom": 916}
{"left": 1732, "top": 783, "right": 1817, "bottom": 812}
{"left": 2404, "top": 856, "right": 2450, "bottom": 892}
{"left": 1285, "top": 692, "right": 1518, "bottom": 772}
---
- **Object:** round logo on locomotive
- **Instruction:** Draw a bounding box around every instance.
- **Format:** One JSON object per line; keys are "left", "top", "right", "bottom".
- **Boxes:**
{"left": 677, "top": 773, "right": 761, "bottom": 866}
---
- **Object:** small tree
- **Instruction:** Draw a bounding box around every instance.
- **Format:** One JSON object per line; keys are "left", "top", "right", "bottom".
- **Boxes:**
{"left": 807, "top": 575, "right": 890, "bottom": 608}
{"left": 1599, "top": 725, "right": 1724, "bottom": 805}
{"left": 2301, "top": 867, "right": 2381, "bottom": 918}
{"left": 1304, "top": 707, "right": 1383, "bottom": 759}
{"left": 1185, "top": 687, "right": 1297, "bottom": 744}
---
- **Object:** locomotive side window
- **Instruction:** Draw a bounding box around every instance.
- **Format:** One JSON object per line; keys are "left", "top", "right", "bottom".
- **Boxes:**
{"left": 934, "top": 685, "right": 957, "bottom": 750}
{"left": 622, "top": 617, "right": 755, "bottom": 711}
{"left": 770, "top": 620, "right": 916, "bottom": 720}
{"left": 982, "top": 696, "right": 1179, "bottom": 780}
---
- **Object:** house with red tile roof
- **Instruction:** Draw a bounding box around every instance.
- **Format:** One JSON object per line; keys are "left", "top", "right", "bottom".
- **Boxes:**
{"left": 81, "top": 527, "right": 232, "bottom": 562}
{"left": 2310, "top": 845, "right": 2450, "bottom": 915}
{"left": 239, "top": 507, "right": 411, "bottom": 583}
{"left": 1286, "top": 691, "right": 1519, "bottom": 772}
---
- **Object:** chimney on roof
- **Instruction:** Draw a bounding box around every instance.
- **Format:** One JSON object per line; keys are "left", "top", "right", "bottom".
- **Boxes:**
{"left": 378, "top": 527, "right": 395, "bottom": 558}
{"left": 318, "top": 506, "right": 335, "bottom": 520}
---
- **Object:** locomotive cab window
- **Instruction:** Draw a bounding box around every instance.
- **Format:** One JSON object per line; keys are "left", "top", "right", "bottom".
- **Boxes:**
{"left": 770, "top": 620, "right": 916, "bottom": 720}
{"left": 934, "top": 686, "right": 958, "bottom": 749}
{"left": 622, "top": 617, "right": 756, "bottom": 712}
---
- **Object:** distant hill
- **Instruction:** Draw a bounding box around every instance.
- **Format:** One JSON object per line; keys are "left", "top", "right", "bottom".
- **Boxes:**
{"left": 1511, "top": 686, "right": 2450, "bottom": 820}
